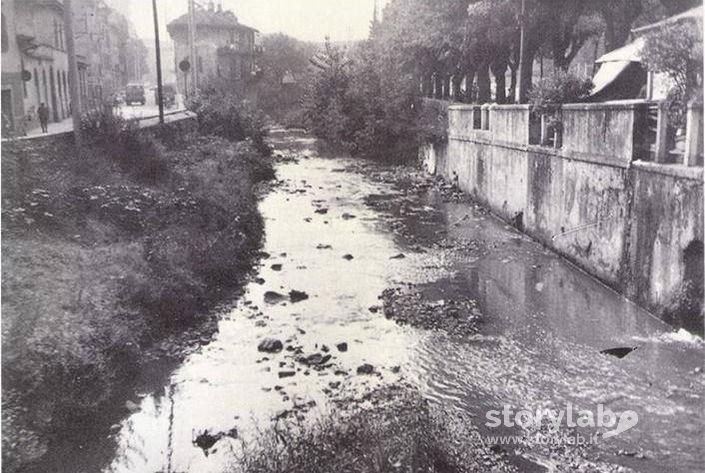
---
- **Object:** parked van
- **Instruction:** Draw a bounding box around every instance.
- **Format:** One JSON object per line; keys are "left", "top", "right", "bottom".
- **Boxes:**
{"left": 125, "top": 84, "right": 146, "bottom": 106}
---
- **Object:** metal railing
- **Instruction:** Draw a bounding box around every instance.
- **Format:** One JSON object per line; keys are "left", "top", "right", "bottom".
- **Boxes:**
{"left": 640, "top": 101, "right": 703, "bottom": 166}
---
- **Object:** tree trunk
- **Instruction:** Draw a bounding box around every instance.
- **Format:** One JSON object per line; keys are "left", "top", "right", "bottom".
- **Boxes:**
{"left": 464, "top": 67, "right": 476, "bottom": 103}
{"left": 434, "top": 74, "right": 443, "bottom": 99}
{"left": 519, "top": 41, "right": 538, "bottom": 103}
{"left": 452, "top": 74, "right": 463, "bottom": 102}
{"left": 477, "top": 64, "right": 491, "bottom": 103}
{"left": 508, "top": 64, "right": 517, "bottom": 103}
{"left": 491, "top": 61, "right": 508, "bottom": 104}
{"left": 420, "top": 74, "right": 430, "bottom": 97}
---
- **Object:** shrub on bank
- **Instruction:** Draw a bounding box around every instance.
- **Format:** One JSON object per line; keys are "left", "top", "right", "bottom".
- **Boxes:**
{"left": 187, "top": 84, "right": 271, "bottom": 157}
{"left": 80, "top": 108, "right": 169, "bottom": 183}
{"left": 301, "top": 39, "right": 420, "bottom": 163}
{"left": 231, "top": 386, "right": 500, "bottom": 473}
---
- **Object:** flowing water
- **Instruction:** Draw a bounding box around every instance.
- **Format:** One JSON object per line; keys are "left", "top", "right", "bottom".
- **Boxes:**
{"left": 92, "top": 130, "right": 703, "bottom": 473}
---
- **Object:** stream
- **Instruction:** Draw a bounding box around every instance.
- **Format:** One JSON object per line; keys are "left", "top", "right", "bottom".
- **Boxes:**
{"left": 91, "top": 129, "right": 703, "bottom": 473}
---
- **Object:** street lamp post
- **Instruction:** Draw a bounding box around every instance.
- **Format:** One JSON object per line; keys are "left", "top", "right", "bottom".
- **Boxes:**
{"left": 152, "top": 0, "right": 165, "bottom": 124}
{"left": 64, "top": 0, "right": 83, "bottom": 144}
{"left": 517, "top": 0, "right": 528, "bottom": 104}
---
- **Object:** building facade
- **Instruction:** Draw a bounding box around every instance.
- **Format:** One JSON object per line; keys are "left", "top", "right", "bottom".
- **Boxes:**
{"left": 74, "top": 0, "right": 141, "bottom": 110}
{"left": 167, "top": 2, "right": 260, "bottom": 96}
{"left": 1, "top": 0, "right": 25, "bottom": 133}
{"left": 2, "top": 0, "right": 74, "bottom": 133}
{"left": 0, "top": 0, "right": 147, "bottom": 134}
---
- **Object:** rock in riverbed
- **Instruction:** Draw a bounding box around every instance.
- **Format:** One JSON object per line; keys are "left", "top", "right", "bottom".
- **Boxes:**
{"left": 193, "top": 428, "right": 238, "bottom": 457}
{"left": 289, "top": 290, "right": 309, "bottom": 303}
{"left": 299, "top": 353, "right": 332, "bottom": 366}
{"left": 258, "top": 338, "right": 283, "bottom": 353}
{"left": 264, "top": 291, "right": 287, "bottom": 304}
{"left": 357, "top": 363, "right": 375, "bottom": 375}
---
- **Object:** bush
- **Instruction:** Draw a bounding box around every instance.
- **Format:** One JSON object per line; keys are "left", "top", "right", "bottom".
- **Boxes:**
{"left": 418, "top": 99, "right": 449, "bottom": 144}
{"left": 79, "top": 108, "right": 169, "bottom": 182}
{"left": 528, "top": 70, "right": 593, "bottom": 115}
{"left": 642, "top": 21, "right": 703, "bottom": 129}
{"left": 301, "top": 39, "right": 420, "bottom": 162}
{"left": 187, "top": 85, "right": 271, "bottom": 156}
{"left": 231, "top": 386, "right": 499, "bottom": 473}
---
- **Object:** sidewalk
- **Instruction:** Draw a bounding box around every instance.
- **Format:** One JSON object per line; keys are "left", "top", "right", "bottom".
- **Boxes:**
{"left": 3, "top": 106, "right": 193, "bottom": 142}
{"left": 23, "top": 116, "right": 75, "bottom": 139}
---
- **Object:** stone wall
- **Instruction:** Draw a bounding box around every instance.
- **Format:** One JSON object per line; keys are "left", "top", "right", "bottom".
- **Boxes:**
{"left": 422, "top": 100, "right": 704, "bottom": 330}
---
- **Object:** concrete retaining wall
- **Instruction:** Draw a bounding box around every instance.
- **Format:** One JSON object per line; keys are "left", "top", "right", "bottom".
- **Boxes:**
{"left": 422, "top": 101, "right": 704, "bottom": 329}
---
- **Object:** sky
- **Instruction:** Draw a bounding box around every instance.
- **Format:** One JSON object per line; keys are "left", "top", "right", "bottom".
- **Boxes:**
{"left": 120, "top": 0, "right": 388, "bottom": 43}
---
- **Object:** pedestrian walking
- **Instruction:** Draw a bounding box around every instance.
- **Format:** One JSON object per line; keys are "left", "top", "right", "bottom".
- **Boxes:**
{"left": 38, "top": 103, "right": 49, "bottom": 133}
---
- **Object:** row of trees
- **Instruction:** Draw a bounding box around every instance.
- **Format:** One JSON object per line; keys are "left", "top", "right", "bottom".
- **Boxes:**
{"left": 381, "top": 0, "right": 699, "bottom": 104}
{"left": 267, "top": 0, "right": 700, "bottom": 160}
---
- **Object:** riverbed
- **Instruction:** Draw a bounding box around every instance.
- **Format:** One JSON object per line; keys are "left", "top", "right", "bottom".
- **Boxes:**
{"left": 90, "top": 129, "right": 704, "bottom": 473}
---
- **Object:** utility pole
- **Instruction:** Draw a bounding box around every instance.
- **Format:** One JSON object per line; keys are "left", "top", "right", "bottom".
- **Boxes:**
{"left": 188, "top": 0, "right": 198, "bottom": 96}
{"left": 517, "top": 0, "right": 528, "bottom": 104}
{"left": 152, "top": 0, "right": 164, "bottom": 124}
{"left": 64, "top": 0, "right": 83, "bottom": 144}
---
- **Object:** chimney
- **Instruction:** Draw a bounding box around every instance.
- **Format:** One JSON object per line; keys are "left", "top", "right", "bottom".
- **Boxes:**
{"left": 208, "top": 1, "right": 214, "bottom": 11}
{"left": 217, "top": 2, "right": 222, "bottom": 12}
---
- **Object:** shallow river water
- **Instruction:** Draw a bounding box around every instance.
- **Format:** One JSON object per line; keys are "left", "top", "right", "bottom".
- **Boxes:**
{"left": 98, "top": 130, "right": 703, "bottom": 473}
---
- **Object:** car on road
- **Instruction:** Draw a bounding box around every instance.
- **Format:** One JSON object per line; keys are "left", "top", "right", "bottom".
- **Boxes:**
{"left": 125, "top": 84, "right": 146, "bottom": 106}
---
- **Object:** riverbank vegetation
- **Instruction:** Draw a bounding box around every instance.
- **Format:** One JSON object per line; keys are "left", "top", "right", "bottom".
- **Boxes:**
{"left": 296, "top": 0, "right": 699, "bottom": 161}
{"left": 255, "top": 33, "right": 317, "bottom": 128}
{"left": 230, "top": 386, "right": 508, "bottom": 473}
{"left": 2, "top": 110, "right": 273, "bottom": 471}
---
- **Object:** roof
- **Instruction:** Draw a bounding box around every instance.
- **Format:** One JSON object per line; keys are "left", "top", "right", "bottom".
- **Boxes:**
{"left": 167, "top": 8, "right": 258, "bottom": 34}
{"left": 631, "top": 6, "right": 703, "bottom": 35}
{"left": 596, "top": 6, "right": 703, "bottom": 64}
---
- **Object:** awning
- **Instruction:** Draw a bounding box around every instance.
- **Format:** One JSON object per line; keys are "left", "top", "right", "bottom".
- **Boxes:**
{"left": 596, "top": 37, "right": 645, "bottom": 63}
{"left": 590, "top": 60, "right": 634, "bottom": 96}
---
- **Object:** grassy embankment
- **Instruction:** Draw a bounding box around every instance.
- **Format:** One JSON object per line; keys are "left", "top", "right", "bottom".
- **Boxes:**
{"left": 1, "top": 116, "right": 273, "bottom": 471}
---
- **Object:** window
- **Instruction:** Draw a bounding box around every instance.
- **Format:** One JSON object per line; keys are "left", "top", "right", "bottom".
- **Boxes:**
{"left": 57, "top": 70, "right": 62, "bottom": 100}
{"left": 54, "top": 19, "right": 59, "bottom": 48}
{"left": 21, "top": 58, "right": 27, "bottom": 98}
{"left": 1, "top": 14, "right": 8, "bottom": 53}
{"left": 34, "top": 68, "right": 40, "bottom": 101}
{"left": 42, "top": 69, "right": 47, "bottom": 103}
{"left": 198, "top": 56, "right": 203, "bottom": 73}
